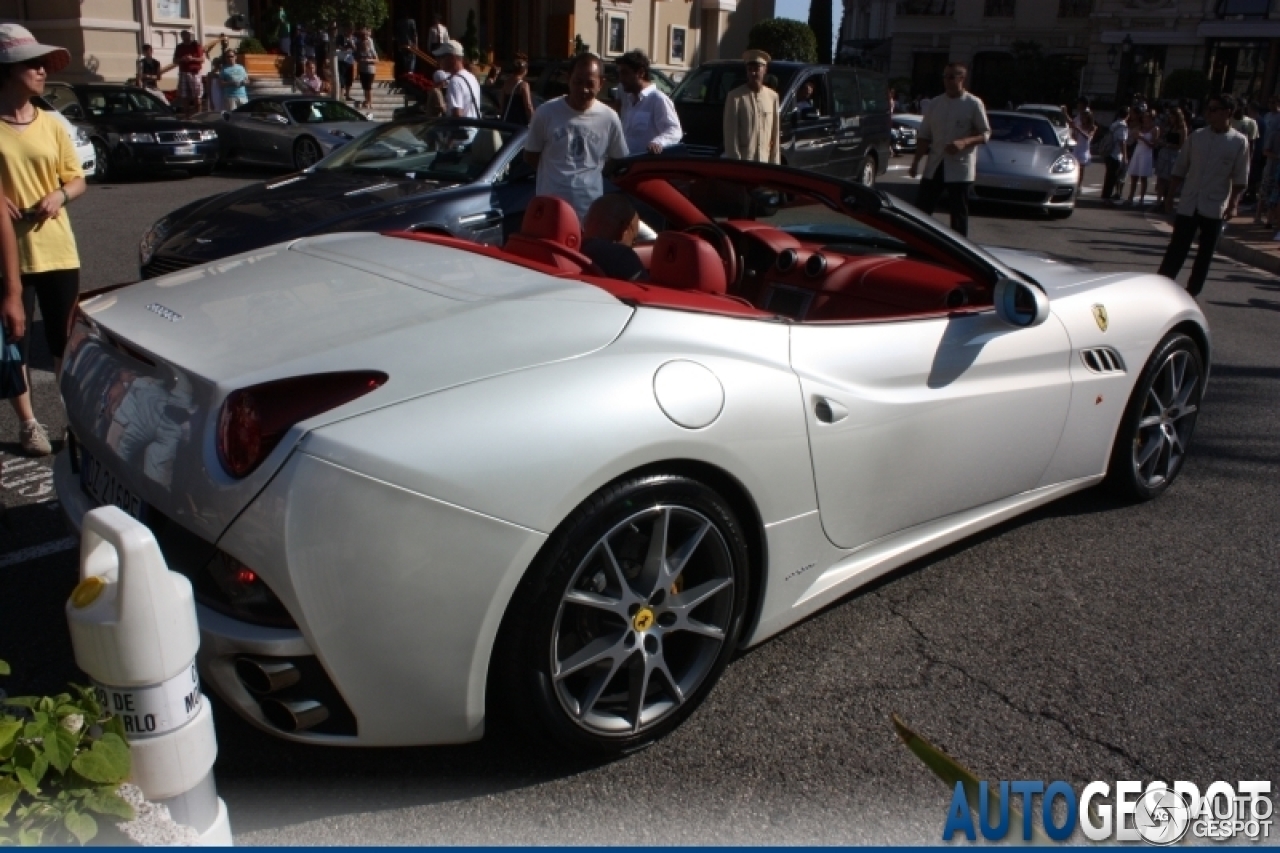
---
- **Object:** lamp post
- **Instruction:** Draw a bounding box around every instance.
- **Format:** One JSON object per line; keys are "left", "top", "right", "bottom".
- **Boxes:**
{"left": 1110, "top": 34, "right": 1135, "bottom": 106}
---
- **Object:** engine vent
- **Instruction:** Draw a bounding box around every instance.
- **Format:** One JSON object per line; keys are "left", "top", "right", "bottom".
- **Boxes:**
{"left": 1081, "top": 347, "right": 1125, "bottom": 374}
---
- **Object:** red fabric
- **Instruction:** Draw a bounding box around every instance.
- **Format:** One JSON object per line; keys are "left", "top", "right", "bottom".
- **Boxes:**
{"left": 648, "top": 232, "right": 727, "bottom": 296}
{"left": 173, "top": 41, "right": 203, "bottom": 74}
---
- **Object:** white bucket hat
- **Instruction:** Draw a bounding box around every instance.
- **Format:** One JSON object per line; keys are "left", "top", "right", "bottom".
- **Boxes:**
{"left": 0, "top": 23, "right": 71, "bottom": 73}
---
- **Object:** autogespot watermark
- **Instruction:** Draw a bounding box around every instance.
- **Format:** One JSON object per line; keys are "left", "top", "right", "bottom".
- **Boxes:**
{"left": 942, "top": 780, "right": 1273, "bottom": 844}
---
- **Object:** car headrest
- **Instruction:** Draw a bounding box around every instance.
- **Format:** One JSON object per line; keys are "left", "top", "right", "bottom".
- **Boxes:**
{"left": 520, "top": 196, "right": 582, "bottom": 250}
{"left": 470, "top": 128, "right": 503, "bottom": 163}
{"left": 649, "top": 231, "right": 727, "bottom": 296}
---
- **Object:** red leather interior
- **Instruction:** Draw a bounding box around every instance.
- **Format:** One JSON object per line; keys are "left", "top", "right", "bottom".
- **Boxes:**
{"left": 648, "top": 232, "right": 728, "bottom": 296}
{"left": 504, "top": 196, "right": 599, "bottom": 273}
{"left": 804, "top": 257, "right": 973, "bottom": 321}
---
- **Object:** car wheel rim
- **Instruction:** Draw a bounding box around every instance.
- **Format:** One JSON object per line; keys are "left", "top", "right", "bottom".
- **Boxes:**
{"left": 297, "top": 140, "right": 320, "bottom": 167}
{"left": 93, "top": 142, "right": 109, "bottom": 178}
{"left": 551, "top": 504, "right": 735, "bottom": 737}
{"left": 861, "top": 160, "right": 875, "bottom": 185}
{"left": 1132, "top": 349, "right": 1199, "bottom": 489}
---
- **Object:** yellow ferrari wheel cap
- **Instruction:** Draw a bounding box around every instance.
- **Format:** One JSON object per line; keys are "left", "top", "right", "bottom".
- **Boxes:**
{"left": 70, "top": 576, "right": 106, "bottom": 609}
{"left": 633, "top": 607, "right": 655, "bottom": 632}
{"left": 1092, "top": 304, "right": 1108, "bottom": 332}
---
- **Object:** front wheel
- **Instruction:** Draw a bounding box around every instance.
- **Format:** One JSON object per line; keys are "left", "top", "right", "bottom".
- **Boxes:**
{"left": 1106, "top": 332, "right": 1204, "bottom": 501}
{"left": 293, "top": 136, "right": 323, "bottom": 170}
{"left": 857, "top": 155, "right": 877, "bottom": 187}
{"left": 490, "top": 474, "right": 751, "bottom": 755}
{"left": 91, "top": 139, "right": 112, "bottom": 183}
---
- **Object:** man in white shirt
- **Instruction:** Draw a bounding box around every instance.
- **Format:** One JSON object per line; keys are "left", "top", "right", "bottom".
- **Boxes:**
{"left": 617, "top": 49, "right": 682, "bottom": 155}
{"left": 1102, "top": 106, "right": 1129, "bottom": 202}
{"left": 909, "top": 62, "right": 990, "bottom": 236}
{"left": 524, "top": 53, "right": 629, "bottom": 220}
{"left": 1157, "top": 92, "right": 1250, "bottom": 297}
{"left": 431, "top": 39, "right": 480, "bottom": 119}
{"left": 426, "top": 13, "right": 450, "bottom": 54}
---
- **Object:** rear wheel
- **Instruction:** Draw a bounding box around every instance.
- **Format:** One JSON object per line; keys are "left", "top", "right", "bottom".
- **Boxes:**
{"left": 1106, "top": 332, "right": 1204, "bottom": 501}
{"left": 490, "top": 474, "right": 751, "bottom": 755}
{"left": 857, "top": 154, "right": 877, "bottom": 187}
{"left": 293, "top": 136, "right": 322, "bottom": 170}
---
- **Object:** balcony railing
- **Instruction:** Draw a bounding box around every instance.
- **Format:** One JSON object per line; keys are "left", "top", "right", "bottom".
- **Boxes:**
{"left": 895, "top": 0, "right": 954, "bottom": 15}
{"left": 1058, "top": 0, "right": 1091, "bottom": 17}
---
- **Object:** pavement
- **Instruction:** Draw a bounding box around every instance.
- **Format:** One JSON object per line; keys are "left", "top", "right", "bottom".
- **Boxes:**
{"left": 0, "top": 161, "right": 1276, "bottom": 845}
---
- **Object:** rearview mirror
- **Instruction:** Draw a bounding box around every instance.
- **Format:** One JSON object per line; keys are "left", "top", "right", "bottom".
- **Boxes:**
{"left": 993, "top": 278, "right": 1050, "bottom": 328}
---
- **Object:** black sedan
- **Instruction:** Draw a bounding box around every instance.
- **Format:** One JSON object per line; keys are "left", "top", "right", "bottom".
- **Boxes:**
{"left": 42, "top": 82, "right": 219, "bottom": 181}
{"left": 140, "top": 117, "right": 534, "bottom": 278}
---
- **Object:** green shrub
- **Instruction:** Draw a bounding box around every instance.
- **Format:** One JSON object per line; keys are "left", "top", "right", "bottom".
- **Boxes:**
{"left": 747, "top": 19, "right": 818, "bottom": 64}
{"left": 237, "top": 36, "right": 266, "bottom": 55}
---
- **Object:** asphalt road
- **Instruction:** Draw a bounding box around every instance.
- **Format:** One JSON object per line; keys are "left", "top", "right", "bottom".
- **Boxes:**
{"left": 0, "top": 161, "right": 1276, "bottom": 844}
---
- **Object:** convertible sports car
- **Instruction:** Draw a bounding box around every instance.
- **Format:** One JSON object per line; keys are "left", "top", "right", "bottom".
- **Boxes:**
{"left": 971, "top": 111, "right": 1079, "bottom": 218}
{"left": 192, "top": 96, "right": 378, "bottom": 171}
{"left": 56, "top": 158, "right": 1208, "bottom": 755}
{"left": 139, "top": 117, "right": 533, "bottom": 279}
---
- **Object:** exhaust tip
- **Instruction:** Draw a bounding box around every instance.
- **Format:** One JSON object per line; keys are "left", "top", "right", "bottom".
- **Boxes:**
{"left": 261, "top": 698, "right": 330, "bottom": 733}
{"left": 235, "top": 657, "right": 302, "bottom": 694}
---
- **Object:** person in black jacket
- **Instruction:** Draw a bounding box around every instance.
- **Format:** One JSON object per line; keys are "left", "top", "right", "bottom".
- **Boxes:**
{"left": 395, "top": 15, "right": 418, "bottom": 80}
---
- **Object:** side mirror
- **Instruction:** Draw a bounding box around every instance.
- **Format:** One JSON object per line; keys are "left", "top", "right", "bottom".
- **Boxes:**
{"left": 993, "top": 278, "right": 1050, "bottom": 328}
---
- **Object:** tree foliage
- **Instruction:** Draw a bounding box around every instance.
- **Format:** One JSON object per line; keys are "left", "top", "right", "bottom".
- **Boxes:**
{"left": 747, "top": 19, "right": 818, "bottom": 64}
{"left": 288, "top": 0, "right": 389, "bottom": 31}
{"left": 807, "top": 0, "right": 832, "bottom": 65}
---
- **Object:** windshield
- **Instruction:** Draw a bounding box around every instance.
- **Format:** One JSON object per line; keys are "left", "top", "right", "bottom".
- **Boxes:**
{"left": 319, "top": 120, "right": 515, "bottom": 181}
{"left": 286, "top": 99, "right": 369, "bottom": 124}
{"left": 1019, "top": 107, "right": 1067, "bottom": 127}
{"left": 672, "top": 65, "right": 799, "bottom": 105}
{"left": 82, "top": 88, "right": 172, "bottom": 117}
{"left": 990, "top": 114, "right": 1060, "bottom": 146}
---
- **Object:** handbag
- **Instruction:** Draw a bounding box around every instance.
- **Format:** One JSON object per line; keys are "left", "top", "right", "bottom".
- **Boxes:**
{"left": 0, "top": 325, "right": 26, "bottom": 400}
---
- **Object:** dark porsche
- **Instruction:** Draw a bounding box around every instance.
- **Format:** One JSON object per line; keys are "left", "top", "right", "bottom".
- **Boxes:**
{"left": 140, "top": 117, "right": 535, "bottom": 278}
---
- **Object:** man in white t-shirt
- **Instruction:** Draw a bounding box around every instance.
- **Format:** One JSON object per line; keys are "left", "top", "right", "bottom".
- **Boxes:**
{"left": 432, "top": 39, "right": 480, "bottom": 119}
{"left": 909, "top": 62, "right": 990, "bottom": 236}
{"left": 524, "top": 53, "right": 628, "bottom": 220}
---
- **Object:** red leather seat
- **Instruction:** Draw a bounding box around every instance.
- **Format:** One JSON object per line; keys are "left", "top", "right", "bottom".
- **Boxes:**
{"left": 648, "top": 231, "right": 727, "bottom": 296}
{"left": 504, "top": 196, "right": 598, "bottom": 273}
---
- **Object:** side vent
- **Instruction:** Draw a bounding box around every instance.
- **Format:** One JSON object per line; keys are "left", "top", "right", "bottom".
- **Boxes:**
{"left": 1081, "top": 347, "right": 1126, "bottom": 374}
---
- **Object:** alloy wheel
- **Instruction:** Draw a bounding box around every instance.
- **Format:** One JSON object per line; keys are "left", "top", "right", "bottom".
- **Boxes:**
{"left": 1131, "top": 348, "right": 1199, "bottom": 490}
{"left": 294, "top": 137, "right": 322, "bottom": 170}
{"left": 550, "top": 504, "right": 736, "bottom": 737}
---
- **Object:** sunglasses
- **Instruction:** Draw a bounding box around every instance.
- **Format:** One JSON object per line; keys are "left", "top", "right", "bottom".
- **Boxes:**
{"left": 19, "top": 58, "right": 46, "bottom": 70}
{"left": 942, "top": 73, "right": 964, "bottom": 80}
{"left": 746, "top": 61, "right": 765, "bottom": 69}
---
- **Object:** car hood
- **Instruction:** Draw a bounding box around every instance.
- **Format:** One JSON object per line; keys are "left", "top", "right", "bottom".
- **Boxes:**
{"left": 983, "top": 246, "right": 1124, "bottom": 296}
{"left": 93, "top": 114, "right": 207, "bottom": 133}
{"left": 156, "top": 170, "right": 467, "bottom": 261}
{"left": 978, "top": 141, "right": 1067, "bottom": 173}
{"left": 63, "top": 232, "right": 633, "bottom": 542}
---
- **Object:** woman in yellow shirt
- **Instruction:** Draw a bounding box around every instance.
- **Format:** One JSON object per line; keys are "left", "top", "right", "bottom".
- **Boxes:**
{"left": 0, "top": 24, "right": 85, "bottom": 456}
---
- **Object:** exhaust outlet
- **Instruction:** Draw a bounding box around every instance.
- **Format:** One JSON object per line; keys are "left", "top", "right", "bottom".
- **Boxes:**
{"left": 261, "top": 698, "right": 330, "bottom": 733}
{"left": 235, "top": 657, "right": 302, "bottom": 694}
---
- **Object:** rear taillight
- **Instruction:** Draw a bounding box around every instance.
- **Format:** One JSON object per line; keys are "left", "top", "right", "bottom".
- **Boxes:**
{"left": 216, "top": 371, "right": 387, "bottom": 478}
{"left": 204, "top": 551, "right": 295, "bottom": 627}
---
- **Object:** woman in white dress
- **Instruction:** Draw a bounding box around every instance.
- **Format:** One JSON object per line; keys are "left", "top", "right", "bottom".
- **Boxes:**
{"left": 1124, "top": 111, "right": 1156, "bottom": 206}
{"left": 1067, "top": 99, "right": 1095, "bottom": 193}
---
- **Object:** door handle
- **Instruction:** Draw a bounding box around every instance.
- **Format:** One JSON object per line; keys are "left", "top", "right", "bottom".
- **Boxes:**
{"left": 813, "top": 396, "right": 848, "bottom": 424}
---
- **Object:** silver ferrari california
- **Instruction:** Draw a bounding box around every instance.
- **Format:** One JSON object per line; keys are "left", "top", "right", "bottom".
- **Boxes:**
{"left": 55, "top": 158, "right": 1207, "bottom": 754}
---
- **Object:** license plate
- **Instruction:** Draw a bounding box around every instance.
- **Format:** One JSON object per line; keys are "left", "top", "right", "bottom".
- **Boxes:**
{"left": 173, "top": 144, "right": 196, "bottom": 156}
{"left": 79, "top": 446, "right": 147, "bottom": 522}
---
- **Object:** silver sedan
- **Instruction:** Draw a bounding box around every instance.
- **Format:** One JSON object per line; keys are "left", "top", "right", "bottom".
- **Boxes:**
{"left": 970, "top": 111, "right": 1078, "bottom": 218}
{"left": 194, "top": 96, "right": 378, "bottom": 171}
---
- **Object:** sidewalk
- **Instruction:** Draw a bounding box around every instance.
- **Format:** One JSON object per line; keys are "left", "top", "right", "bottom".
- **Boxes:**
{"left": 1140, "top": 204, "right": 1280, "bottom": 276}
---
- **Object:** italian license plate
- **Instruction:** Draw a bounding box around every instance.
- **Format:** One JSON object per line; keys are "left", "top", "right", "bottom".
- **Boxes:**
{"left": 173, "top": 144, "right": 196, "bottom": 156}
{"left": 79, "top": 446, "right": 147, "bottom": 521}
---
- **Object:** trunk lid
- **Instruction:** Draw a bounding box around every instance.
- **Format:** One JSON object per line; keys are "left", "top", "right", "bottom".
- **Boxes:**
{"left": 62, "top": 233, "right": 632, "bottom": 543}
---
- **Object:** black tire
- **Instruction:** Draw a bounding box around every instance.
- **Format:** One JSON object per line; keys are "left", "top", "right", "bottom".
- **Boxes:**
{"left": 293, "top": 136, "right": 323, "bottom": 170}
{"left": 1048, "top": 207, "right": 1074, "bottom": 219}
{"left": 489, "top": 473, "right": 751, "bottom": 755}
{"left": 1105, "top": 332, "right": 1204, "bottom": 501}
{"left": 857, "top": 154, "right": 877, "bottom": 187}
{"left": 91, "top": 139, "right": 112, "bottom": 183}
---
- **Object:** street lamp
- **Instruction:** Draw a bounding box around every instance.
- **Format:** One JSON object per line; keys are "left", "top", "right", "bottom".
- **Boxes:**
{"left": 1111, "top": 34, "right": 1134, "bottom": 103}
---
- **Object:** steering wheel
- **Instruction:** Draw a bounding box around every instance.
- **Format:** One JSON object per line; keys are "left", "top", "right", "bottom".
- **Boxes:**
{"left": 682, "top": 222, "right": 741, "bottom": 288}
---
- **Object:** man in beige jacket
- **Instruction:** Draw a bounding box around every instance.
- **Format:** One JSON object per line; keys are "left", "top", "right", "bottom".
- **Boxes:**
{"left": 723, "top": 49, "right": 780, "bottom": 163}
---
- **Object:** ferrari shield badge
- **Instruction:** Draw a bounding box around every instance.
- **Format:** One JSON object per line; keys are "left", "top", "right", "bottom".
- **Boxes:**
{"left": 1092, "top": 304, "right": 1109, "bottom": 332}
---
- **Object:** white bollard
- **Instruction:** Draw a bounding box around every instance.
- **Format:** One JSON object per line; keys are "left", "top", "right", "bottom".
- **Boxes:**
{"left": 66, "top": 505, "right": 233, "bottom": 846}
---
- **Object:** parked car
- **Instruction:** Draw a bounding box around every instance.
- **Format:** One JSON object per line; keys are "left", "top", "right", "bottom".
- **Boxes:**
{"left": 671, "top": 60, "right": 892, "bottom": 185}
{"left": 57, "top": 155, "right": 1208, "bottom": 754}
{"left": 40, "top": 82, "right": 218, "bottom": 181}
{"left": 34, "top": 95, "right": 94, "bottom": 178}
{"left": 891, "top": 112, "right": 921, "bottom": 155}
{"left": 138, "top": 117, "right": 534, "bottom": 278}
{"left": 971, "top": 111, "right": 1078, "bottom": 218}
{"left": 1017, "top": 103, "right": 1072, "bottom": 147}
{"left": 193, "top": 96, "right": 378, "bottom": 171}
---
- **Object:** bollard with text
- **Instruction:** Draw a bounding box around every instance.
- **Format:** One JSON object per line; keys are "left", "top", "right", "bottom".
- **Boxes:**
{"left": 66, "top": 505, "right": 232, "bottom": 845}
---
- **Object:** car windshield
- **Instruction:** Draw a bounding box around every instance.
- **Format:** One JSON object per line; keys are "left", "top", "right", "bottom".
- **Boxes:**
{"left": 82, "top": 88, "right": 172, "bottom": 117}
{"left": 672, "top": 65, "right": 799, "bottom": 105}
{"left": 285, "top": 99, "right": 369, "bottom": 124}
{"left": 319, "top": 120, "right": 514, "bottom": 181}
{"left": 990, "top": 114, "right": 1060, "bottom": 146}
{"left": 668, "top": 176, "right": 906, "bottom": 252}
{"left": 1020, "top": 107, "right": 1067, "bottom": 127}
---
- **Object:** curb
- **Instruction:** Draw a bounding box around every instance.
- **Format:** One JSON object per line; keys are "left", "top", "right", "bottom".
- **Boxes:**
{"left": 1215, "top": 230, "right": 1280, "bottom": 276}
